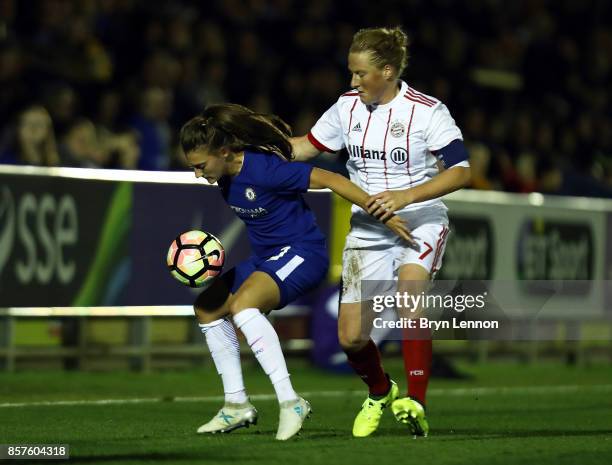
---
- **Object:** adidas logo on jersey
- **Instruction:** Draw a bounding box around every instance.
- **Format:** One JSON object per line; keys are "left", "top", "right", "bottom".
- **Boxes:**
{"left": 351, "top": 122, "right": 362, "bottom": 132}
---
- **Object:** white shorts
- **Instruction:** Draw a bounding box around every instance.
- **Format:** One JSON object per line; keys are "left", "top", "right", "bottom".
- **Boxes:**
{"left": 340, "top": 207, "right": 450, "bottom": 303}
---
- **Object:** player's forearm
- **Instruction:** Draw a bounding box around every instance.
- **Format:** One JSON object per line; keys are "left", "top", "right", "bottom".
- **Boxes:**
{"left": 330, "top": 174, "right": 369, "bottom": 210}
{"left": 309, "top": 168, "right": 368, "bottom": 209}
{"left": 403, "top": 166, "right": 472, "bottom": 204}
{"left": 290, "top": 135, "right": 320, "bottom": 161}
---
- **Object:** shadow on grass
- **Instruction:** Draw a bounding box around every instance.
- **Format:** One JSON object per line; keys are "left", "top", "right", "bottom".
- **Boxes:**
{"left": 14, "top": 451, "right": 251, "bottom": 464}
{"left": 427, "top": 428, "right": 612, "bottom": 441}
{"left": 306, "top": 427, "right": 612, "bottom": 442}
{"left": 434, "top": 403, "right": 605, "bottom": 416}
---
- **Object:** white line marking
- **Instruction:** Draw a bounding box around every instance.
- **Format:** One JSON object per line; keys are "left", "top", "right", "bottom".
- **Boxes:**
{"left": 1, "top": 384, "right": 611, "bottom": 408}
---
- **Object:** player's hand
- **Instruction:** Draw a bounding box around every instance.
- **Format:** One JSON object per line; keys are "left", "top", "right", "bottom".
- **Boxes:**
{"left": 383, "top": 214, "right": 416, "bottom": 245}
{"left": 366, "top": 190, "right": 412, "bottom": 222}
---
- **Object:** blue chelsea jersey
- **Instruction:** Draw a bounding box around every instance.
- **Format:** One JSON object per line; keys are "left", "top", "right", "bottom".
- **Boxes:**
{"left": 217, "top": 151, "right": 326, "bottom": 257}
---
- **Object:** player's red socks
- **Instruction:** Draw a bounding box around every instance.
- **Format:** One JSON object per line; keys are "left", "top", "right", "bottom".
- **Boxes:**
{"left": 401, "top": 326, "right": 432, "bottom": 406}
{"left": 346, "top": 339, "right": 390, "bottom": 396}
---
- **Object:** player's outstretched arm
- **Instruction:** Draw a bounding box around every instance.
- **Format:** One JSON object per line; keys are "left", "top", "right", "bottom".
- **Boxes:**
{"left": 367, "top": 165, "right": 472, "bottom": 221}
{"left": 309, "top": 167, "right": 367, "bottom": 207}
{"left": 290, "top": 135, "right": 321, "bottom": 161}
{"left": 309, "top": 167, "right": 414, "bottom": 243}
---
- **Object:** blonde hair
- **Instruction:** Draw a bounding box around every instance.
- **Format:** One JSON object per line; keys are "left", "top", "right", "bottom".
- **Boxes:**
{"left": 349, "top": 27, "right": 409, "bottom": 77}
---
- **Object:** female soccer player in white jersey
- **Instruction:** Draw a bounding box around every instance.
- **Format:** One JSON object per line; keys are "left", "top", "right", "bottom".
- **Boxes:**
{"left": 291, "top": 27, "right": 471, "bottom": 438}
{"left": 179, "top": 103, "right": 410, "bottom": 440}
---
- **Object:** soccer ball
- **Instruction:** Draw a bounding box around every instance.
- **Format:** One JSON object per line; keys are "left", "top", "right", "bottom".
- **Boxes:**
{"left": 166, "top": 230, "right": 225, "bottom": 287}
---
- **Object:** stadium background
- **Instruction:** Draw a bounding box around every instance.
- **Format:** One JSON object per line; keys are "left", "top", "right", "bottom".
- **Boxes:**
{"left": 0, "top": 1, "right": 611, "bottom": 464}
{"left": 0, "top": 0, "right": 611, "bottom": 195}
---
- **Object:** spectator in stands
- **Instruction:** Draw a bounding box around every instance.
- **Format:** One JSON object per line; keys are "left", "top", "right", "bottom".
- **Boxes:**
{"left": 102, "top": 132, "right": 140, "bottom": 169}
{"left": 0, "top": 43, "right": 28, "bottom": 129}
{"left": 60, "top": 118, "right": 106, "bottom": 168}
{"left": 93, "top": 90, "right": 141, "bottom": 169}
{"left": 0, "top": 105, "right": 59, "bottom": 166}
{"left": 537, "top": 155, "right": 612, "bottom": 198}
{"left": 60, "top": 117, "right": 140, "bottom": 169}
{"left": 0, "top": 0, "right": 609, "bottom": 197}
{"left": 43, "top": 84, "right": 79, "bottom": 140}
{"left": 129, "top": 86, "right": 173, "bottom": 170}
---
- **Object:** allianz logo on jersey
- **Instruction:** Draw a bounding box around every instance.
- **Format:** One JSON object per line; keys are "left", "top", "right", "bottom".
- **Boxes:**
{"left": 347, "top": 144, "right": 409, "bottom": 164}
{"left": 347, "top": 144, "right": 385, "bottom": 160}
{"left": 229, "top": 205, "right": 268, "bottom": 218}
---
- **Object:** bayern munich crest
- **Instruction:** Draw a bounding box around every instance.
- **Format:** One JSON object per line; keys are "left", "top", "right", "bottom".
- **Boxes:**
{"left": 245, "top": 187, "right": 256, "bottom": 201}
{"left": 390, "top": 121, "right": 406, "bottom": 138}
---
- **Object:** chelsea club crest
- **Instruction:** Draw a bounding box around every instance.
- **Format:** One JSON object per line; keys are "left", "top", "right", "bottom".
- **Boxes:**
{"left": 245, "top": 187, "right": 257, "bottom": 201}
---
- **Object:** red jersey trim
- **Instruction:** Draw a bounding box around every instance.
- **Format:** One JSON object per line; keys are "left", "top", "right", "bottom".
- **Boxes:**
{"left": 406, "top": 104, "right": 415, "bottom": 181}
{"left": 307, "top": 132, "right": 335, "bottom": 153}
{"left": 431, "top": 226, "right": 450, "bottom": 274}
{"left": 346, "top": 98, "right": 358, "bottom": 138}
{"left": 406, "top": 88, "right": 436, "bottom": 105}
{"left": 404, "top": 92, "right": 435, "bottom": 107}
{"left": 361, "top": 111, "right": 373, "bottom": 183}
{"left": 382, "top": 108, "right": 392, "bottom": 189}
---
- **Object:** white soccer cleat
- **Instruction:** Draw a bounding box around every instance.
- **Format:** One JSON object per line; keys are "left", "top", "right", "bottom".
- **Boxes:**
{"left": 275, "top": 397, "right": 312, "bottom": 441}
{"left": 196, "top": 402, "right": 258, "bottom": 434}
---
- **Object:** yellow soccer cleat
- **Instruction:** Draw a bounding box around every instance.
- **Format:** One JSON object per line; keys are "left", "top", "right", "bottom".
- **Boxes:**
{"left": 352, "top": 379, "right": 399, "bottom": 437}
{"left": 391, "top": 397, "right": 429, "bottom": 437}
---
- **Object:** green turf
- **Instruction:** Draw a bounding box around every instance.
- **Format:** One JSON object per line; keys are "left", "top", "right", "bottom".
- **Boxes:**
{"left": 1, "top": 360, "right": 611, "bottom": 465}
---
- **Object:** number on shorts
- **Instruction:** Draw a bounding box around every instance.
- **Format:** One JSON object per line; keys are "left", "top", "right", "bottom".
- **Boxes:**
{"left": 268, "top": 246, "right": 291, "bottom": 261}
{"left": 419, "top": 241, "right": 433, "bottom": 260}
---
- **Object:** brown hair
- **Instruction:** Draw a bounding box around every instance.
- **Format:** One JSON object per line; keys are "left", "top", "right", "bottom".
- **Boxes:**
{"left": 180, "top": 103, "right": 293, "bottom": 160}
{"left": 15, "top": 105, "right": 60, "bottom": 166}
{"left": 349, "top": 27, "right": 409, "bottom": 77}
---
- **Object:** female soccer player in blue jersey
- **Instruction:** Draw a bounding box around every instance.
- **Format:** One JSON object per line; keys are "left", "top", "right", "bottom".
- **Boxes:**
{"left": 179, "top": 103, "right": 411, "bottom": 441}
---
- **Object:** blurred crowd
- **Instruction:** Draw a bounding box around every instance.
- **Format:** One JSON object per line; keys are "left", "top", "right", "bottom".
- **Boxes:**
{"left": 0, "top": 0, "right": 611, "bottom": 197}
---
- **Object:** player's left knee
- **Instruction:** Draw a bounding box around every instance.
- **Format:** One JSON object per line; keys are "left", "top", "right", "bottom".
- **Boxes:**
{"left": 338, "top": 327, "right": 368, "bottom": 352}
{"left": 193, "top": 280, "right": 231, "bottom": 313}
{"left": 397, "top": 266, "right": 430, "bottom": 292}
{"left": 194, "top": 307, "right": 226, "bottom": 324}
{"left": 228, "top": 296, "right": 255, "bottom": 316}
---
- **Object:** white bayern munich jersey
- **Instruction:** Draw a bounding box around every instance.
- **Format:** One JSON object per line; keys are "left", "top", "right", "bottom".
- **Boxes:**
{"left": 309, "top": 80, "right": 464, "bottom": 220}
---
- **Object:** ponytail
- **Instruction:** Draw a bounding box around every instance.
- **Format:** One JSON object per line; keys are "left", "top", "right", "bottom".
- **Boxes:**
{"left": 180, "top": 103, "right": 294, "bottom": 160}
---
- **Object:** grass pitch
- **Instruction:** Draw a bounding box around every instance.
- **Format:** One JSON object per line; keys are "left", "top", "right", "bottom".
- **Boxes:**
{"left": 1, "top": 359, "right": 611, "bottom": 465}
